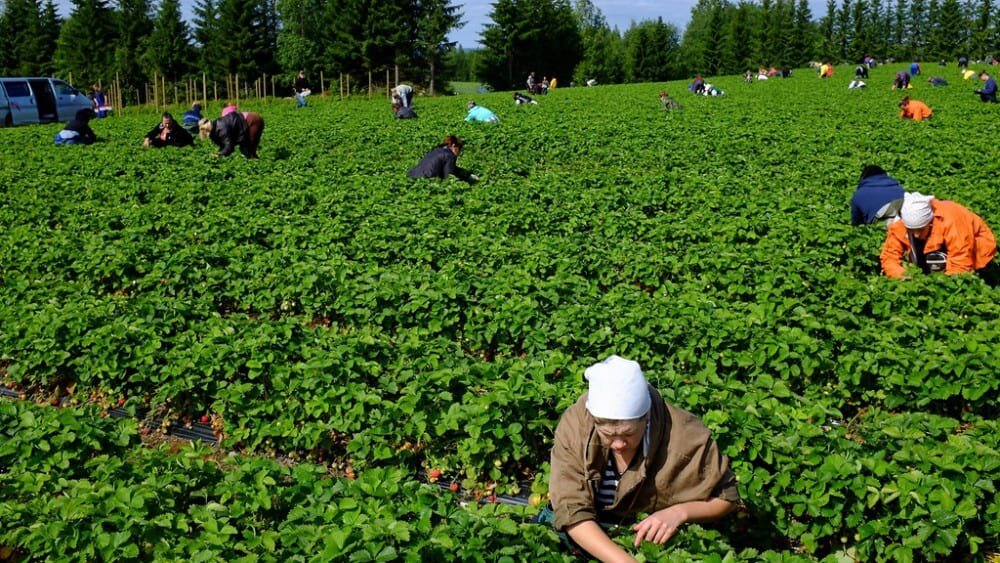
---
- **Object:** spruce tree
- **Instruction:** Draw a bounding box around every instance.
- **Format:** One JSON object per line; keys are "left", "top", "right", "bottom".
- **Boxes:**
{"left": 192, "top": 0, "right": 226, "bottom": 79}
{"left": 276, "top": 0, "right": 327, "bottom": 76}
{"left": 38, "top": 0, "right": 62, "bottom": 75}
{"left": 574, "top": 0, "right": 625, "bottom": 85}
{"left": 145, "top": 0, "right": 194, "bottom": 81}
{"left": 409, "top": 0, "right": 464, "bottom": 94}
{"left": 54, "top": 0, "right": 118, "bottom": 86}
{"left": 114, "top": 0, "right": 154, "bottom": 90}
{"left": 216, "top": 0, "right": 279, "bottom": 78}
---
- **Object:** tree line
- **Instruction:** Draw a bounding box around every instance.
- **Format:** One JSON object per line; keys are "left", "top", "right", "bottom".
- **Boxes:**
{"left": 1, "top": 0, "right": 999, "bottom": 101}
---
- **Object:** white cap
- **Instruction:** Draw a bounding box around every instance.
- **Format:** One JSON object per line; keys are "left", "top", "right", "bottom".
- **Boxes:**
{"left": 584, "top": 355, "right": 651, "bottom": 420}
{"left": 901, "top": 192, "right": 935, "bottom": 229}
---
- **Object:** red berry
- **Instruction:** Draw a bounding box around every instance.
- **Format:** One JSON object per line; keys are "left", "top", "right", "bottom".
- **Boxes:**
{"left": 486, "top": 495, "right": 498, "bottom": 504}
{"left": 117, "top": 397, "right": 126, "bottom": 407}
{"left": 50, "top": 398, "right": 60, "bottom": 407}
{"left": 449, "top": 482, "right": 460, "bottom": 493}
{"left": 140, "top": 427, "right": 150, "bottom": 436}
{"left": 428, "top": 468, "right": 442, "bottom": 480}
{"left": 200, "top": 415, "right": 210, "bottom": 424}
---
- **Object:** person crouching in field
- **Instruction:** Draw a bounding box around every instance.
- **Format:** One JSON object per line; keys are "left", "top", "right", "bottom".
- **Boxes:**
{"left": 199, "top": 110, "right": 264, "bottom": 158}
{"left": 54, "top": 108, "right": 97, "bottom": 145}
{"left": 892, "top": 71, "right": 911, "bottom": 89}
{"left": 851, "top": 165, "right": 905, "bottom": 227}
{"left": 407, "top": 135, "right": 478, "bottom": 183}
{"left": 659, "top": 91, "right": 680, "bottom": 110}
{"left": 547, "top": 356, "right": 739, "bottom": 562}
{"left": 393, "top": 102, "right": 417, "bottom": 119}
{"left": 143, "top": 112, "right": 193, "bottom": 148}
{"left": 513, "top": 91, "right": 538, "bottom": 105}
{"left": 464, "top": 101, "right": 499, "bottom": 123}
{"left": 881, "top": 192, "right": 997, "bottom": 279}
{"left": 975, "top": 71, "right": 997, "bottom": 102}
{"left": 898, "top": 97, "right": 932, "bottom": 121}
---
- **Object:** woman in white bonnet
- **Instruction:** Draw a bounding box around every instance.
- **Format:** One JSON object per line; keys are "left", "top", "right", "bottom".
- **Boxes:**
{"left": 549, "top": 355, "right": 739, "bottom": 562}
{"left": 880, "top": 192, "right": 996, "bottom": 278}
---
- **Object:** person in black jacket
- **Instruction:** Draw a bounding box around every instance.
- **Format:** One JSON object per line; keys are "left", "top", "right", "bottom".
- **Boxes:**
{"left": 54, "top": 108, "right": 97, "bottom": 145}
{"left": 143, "top": 112, "right": 194, "bottom": 148}
{"left": 407, "top": 135, "right": 478, "bottom": 183}
{"left": 294, "top": 71, "right": 311, "bottom": 107}
{"left": 198, "top": 110, "right": 265, "bottom": 158}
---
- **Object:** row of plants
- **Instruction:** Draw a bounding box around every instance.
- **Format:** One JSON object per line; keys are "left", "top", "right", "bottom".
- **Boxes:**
{"left": 2, "top": 70, "right": 998, "bottom": 559}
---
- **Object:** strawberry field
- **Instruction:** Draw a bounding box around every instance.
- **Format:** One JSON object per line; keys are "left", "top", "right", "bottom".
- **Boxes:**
{"left": 1, "top": 65, "right": 999, "bottom": 561}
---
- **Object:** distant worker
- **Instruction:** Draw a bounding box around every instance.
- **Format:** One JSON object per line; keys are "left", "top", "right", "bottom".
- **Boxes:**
{"left": 848, "top": 80, "right": 867, "bottom": 89}
{"left": 659, "top": 91, "right": 681, "bottom": 110}
{"left": 851, "top": 165, "right": 905, "bottom": 226}
{"left": 540, "top": 76, "right": 550, "bottom": 94}
{"left": 53, "top": 108, "right": 97, "bottom": 145}
{"left": 898, "top": 96, "right": 932, "bottom": 121}
{"left": 90, "top": 84, "right": 110, "bottom": 118}
{"left": 182, "top": 102, "right": 203, "bottom": 135}
{"left": 910, "top": 59, "right": 921, "bottom": 76}
{"left": 550, "top": 76, "right": 558, "bottom": 89}
{"left": 975, "top": 70, "right": 997, "bottom": 102}
{"left": 744, "top": 69, "right": 753, "bottom": 83}
{"left": 855, "top": 65, "right": 869, "bottom": 79}
{"left": 927, "top": 76, "right": 948, "bottom": 87}
{"left": 892, "top": 70, "right": 911, "bottom": 89}
{"left": 392, "top": 102, "right": 416, "bottom": 119}
{"left": 513, "top": 91, "right": 538, "bottom": 105}
{"left": 407, "top": 135, "right": 478, "bottom": 183}
{"left": 527, "top": 71, "right": 537, "bottom": 94}
{"left": 199, "top": 110, "right": 265, "bottom": 158}
{"left": 819, "top": 62, "right": 834, "bottom": 78}
{"left": 143, "top": 112, "right": 193, "bottom": 148}
{"left": 962, "top": 68, "right": 977, "bottom": 80}
{"left": 293, "top": 70, "right": 311, "bottom": 108}
{"left": 701, "top": 82, "right": 724, "bottom": 96}
{"left": 958, "top": 55, "right": 968, "bottom": 68}
{"left": 690, "top": 75, "right": 705, "bottom": 94}
{"left": 393, "top": 83, "right": 414, "bottom": 107}
{"left": 465, "top": 101, "right": 499, "bottom": 123}
{"left": 881, "top": 192, "right": 996, "bottom": 278}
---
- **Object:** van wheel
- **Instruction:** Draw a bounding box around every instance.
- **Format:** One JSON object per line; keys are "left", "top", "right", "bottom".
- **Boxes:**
{"left": 2, "top": 113, "right": 10, "bottom": 128}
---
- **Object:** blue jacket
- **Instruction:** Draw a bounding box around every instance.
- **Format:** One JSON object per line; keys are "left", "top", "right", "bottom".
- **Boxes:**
{"left": 851, "top": 173, "right": 905, "bottom": 225}
{"left": 981, "top": 77, "right": 997, "bottom": 96}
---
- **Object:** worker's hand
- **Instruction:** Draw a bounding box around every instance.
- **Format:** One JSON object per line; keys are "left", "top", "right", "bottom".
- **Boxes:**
{"left": 632, "top": 505, "right": 687, "bottom": 547}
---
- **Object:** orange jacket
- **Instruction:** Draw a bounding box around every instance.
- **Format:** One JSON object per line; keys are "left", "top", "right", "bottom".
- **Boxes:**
{"left": 881, "top": 199, "right": 997, "bottom": 278}
{"left": 900, "top": 100, "right": 932, "bottom": 120}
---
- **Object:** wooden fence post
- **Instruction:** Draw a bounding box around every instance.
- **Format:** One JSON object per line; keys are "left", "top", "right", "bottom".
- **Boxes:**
{"left": 203, "top": 73, "right": 207, "bottom": 105}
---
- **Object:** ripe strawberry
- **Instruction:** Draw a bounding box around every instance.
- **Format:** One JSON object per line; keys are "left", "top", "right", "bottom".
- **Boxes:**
{"left": 50, "top": 398, "right": 60, "bottom": 407}
{"left": 200, "top": 415, "right": 210, "bottom": 424}
{"left": 428, "top": 468, "right": 442, "bottom": 480}
{"left": 140, "top": 427, "right": 150, "bottom": 436}
{"left": 449, "top": 482, "right": 460, "bottom": 493}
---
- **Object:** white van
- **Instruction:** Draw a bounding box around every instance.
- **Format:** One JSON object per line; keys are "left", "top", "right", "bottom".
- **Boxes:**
{"left": 0, "top": 77, "right": 96, "bottom": 127}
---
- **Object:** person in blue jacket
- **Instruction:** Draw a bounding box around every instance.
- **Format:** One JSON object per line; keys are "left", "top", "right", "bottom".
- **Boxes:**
{"left": 851, "top": 165, "right": 906, "bottom": 226}
{"left": 407, "top": 135, "right": 478, "bottom": 183}
{"left": 182, "top": 102, "right": 203, "bottom": 135}
{"left": 465, "top": 101, "right": 499, "bottom": 123}
{"left": 54, "top": 108, "right": 97, "bottom": 145}
{"left": 975, "top": 70, "right": 997, "bottom": 102}
{"left": 909, "top": 60, "right": 920, "bottom": 76}
{"left": 892, "top": 71, "right": 910, "bottom": 89}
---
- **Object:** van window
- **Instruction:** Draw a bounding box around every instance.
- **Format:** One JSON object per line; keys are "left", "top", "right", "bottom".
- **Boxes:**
{"left": 53, "top": 81, "right": 76, "bottom": 96}
{"left": 2, "top": 81, "right": 31, "bottom": 97}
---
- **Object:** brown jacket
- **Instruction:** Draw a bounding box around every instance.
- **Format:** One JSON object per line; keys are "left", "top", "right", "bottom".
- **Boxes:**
{"left": 549, "top": 385, "right": 739, "bottom": 531}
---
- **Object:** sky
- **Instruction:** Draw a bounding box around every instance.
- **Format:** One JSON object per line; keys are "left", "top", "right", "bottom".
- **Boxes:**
{"left": 52, "top": 0, "right": 831, "bottom": 49}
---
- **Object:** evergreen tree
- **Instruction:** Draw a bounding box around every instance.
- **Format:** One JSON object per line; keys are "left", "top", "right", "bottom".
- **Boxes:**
{"left": 477, "top": 0, "right": 582, "bottom": 91}
{"left": 38, "top": 0, "right": 62, "bottom": 75}
{"left": 907, "top": 0, "right": 927, "bottom": 56}
{"left": 819, "top": 0, "right": 838, "bottom": 59}
{"left": 891, "top": 0, "right": 908, "bottom": 58}
{"left": 145, "top": 0, "right": 194, "bottom": 81}
{"left": 216, "top": 0, "right": 279, "bottom": 78}
{"left": 192, "top": 0, "right": 226, "bottom": 79}
{"left": 624, "top": 18, "right": 680, "bottom": 81}
{"left": 970, "top": 0, "right": 993, "bottom": 58}
{"left": 837, "top": 0, "right": 853, "bottom": 60}
{"left": 682, "top": 0, "right": 729, "bottom": 74}
{"left": 114, "top": 0, "right": 154, "bottom": 90}
{"left": 725, "top": 1, "right": 756, "bottom": 72}
{"left": 790, "top": 0, "right": 817, "bottom": 66}
{"left": 574, "top": 0, "right": 625, "bottom": 85}
{"left": 930, "top": 0, "right": 967, "bottom": 57}
{"left": 54, "top": 0, "right": 118, "bottom": 86}
{"left": 408, "top": 0, "right": 464, "bottom": 94}
{"left": 0, "top": 0, "right": 43, "bottom": 75}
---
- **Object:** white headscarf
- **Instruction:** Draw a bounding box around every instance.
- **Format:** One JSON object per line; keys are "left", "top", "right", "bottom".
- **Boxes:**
{"left": 584, "top": 355, "right": 651, "bottom": 420}
{"left": 901, "top": 192, "right": 935, "bottom": 229}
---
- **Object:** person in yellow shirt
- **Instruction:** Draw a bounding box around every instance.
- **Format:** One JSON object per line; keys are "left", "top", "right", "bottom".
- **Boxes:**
{"left": 550, "top": 77, "right": 558, "bottom": 89}
{"left": 898, "top": 96, "right": 932, "bottom": 120}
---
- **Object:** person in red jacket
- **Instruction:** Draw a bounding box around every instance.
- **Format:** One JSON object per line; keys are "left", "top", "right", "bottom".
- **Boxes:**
{"left": 898, "top": 97, "right": 932, "bottom": 120}
{"left": 880, "top": 192, "right": 997, "bottom": 279}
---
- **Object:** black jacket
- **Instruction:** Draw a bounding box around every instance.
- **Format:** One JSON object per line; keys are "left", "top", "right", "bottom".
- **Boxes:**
{"left": 395, "top": 106, "right": 417, "bottom": 119}
{"left": 62, "top": 119, "right": 96, "bottom": 144}
{"left": 145, "top": 123, "right": 193, "bottom": 148}
{"left": 294, "top": 77, "right": 310, "bottom": 93}
{"left": 408, "top": 146, "right": 460, "bottom": 179}
{"left": 209, "top": 112, "right": 248, "bottom": 156}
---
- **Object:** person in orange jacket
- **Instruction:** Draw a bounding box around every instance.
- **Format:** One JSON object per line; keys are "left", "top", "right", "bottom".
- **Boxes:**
{"left": 898, "top": 96, "right": 932, "bottom": 120}
{"left": 880, "top": 192, "right": 997, "bottom": 278}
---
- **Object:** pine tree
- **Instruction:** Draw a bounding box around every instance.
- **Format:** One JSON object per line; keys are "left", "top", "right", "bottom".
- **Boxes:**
{"left": 145, "top": 0, "right": 194, "bottom": 81}
{"left": 409, "top": 0, "right": 464, "bottom": 94}
{"left": 216, "top": 0, "right": 279, "bottom": 78}
{"left": 624, "top": 18, "right": 680, "bottom": 81}
{"left": 930, "top": 0, "right": 967, "bottom": 58}
{"left": 970, "top": 0, "right": 993, "bottom": 58}
{"left": 192, "top": 0, "right": 226, "bottom": 79}
{"left": 38, "top": 0, "right": 62, "bottom": 75}
{"left": 0, "top": 0, "right": 43, "bottom": 75}
{"left": 276, "top": 0, "right": 327, "bottom": 77}
{"left": 790, "top": 0, "right": 816, "bottom": 67}
{"left": 54, "top": 0, "right": 118, "bottom": 86}
{"left": 574, "top": 0, "right": 625, "bottom": 85}
{"left": 907, "top": 0, "right": 927, "bottom": 56}
{"left": 114, "top": 0, "right": 154, "bottom": 90}
{"left": 477, "top": 0, "right": 582, "bottom": 91}
{"left": 725, "top": 1, "right": 756, "bottom": 73}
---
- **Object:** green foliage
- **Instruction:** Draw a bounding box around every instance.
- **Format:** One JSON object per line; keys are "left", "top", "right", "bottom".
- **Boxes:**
{"left": 145, "top": 0, "right": 194, "bottom": 82}
{"left": 53, "top": 0, "right": 118, "bottom": 87}
{"left": 1, "top": 71, "right": 999, "bottom": 560}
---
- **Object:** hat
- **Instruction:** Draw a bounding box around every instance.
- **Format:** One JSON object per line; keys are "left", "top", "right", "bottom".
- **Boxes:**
{"left": 901, "top": 192, "right": 935, "bottom": 229}
{"left": 584, "top": 356, "right": 650, "bottom": 420}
